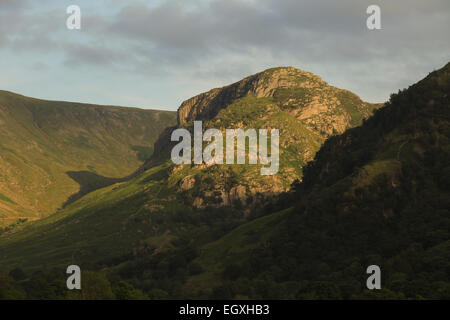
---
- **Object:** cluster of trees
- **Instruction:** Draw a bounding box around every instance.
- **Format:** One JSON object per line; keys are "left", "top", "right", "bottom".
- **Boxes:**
{"left": 203, "top": 64, "right": 450, "bottom": 299}
{"left": 0, "top": 268, "right": 147, "bottom": 300}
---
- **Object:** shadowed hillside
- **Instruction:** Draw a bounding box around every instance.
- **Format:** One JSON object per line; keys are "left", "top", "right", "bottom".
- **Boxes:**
{"left": 179, "top": 62, "right": 450, "bottom": 299}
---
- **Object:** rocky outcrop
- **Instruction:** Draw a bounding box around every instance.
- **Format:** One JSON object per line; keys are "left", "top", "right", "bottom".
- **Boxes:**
{"left": 177, "top": 67, "right": 326, "bottom": 126}
{"left": 179, "top": 175, "right": 195, "bottom": 191}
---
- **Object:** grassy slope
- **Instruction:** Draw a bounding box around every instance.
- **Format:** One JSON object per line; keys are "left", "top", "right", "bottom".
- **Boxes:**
{"left": 185, "top": 208, "right": 292, "bottom": 293}
{"left": 0, "top": 91, "right": 176, "bottom": 226}
{"left": 0, "top": 163, "right": 188, "bottom": 271}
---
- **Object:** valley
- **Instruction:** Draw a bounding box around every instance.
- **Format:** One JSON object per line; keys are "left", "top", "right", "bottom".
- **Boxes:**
{"left": 0, "top": 63, "right": 448, "bottom": 299}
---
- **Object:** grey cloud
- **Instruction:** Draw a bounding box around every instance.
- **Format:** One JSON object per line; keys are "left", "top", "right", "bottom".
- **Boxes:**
{"left": 1, "top": 0, "right": 449, "bottom": 105}
{"left": 63, "top": 42, "right": 127, "bottom": 67}
{"left": 101, "top": 0, "right": 449, "bottom": 102}
{"left": 0, "top": 0, "right": 28, "bottom": 10}
{"left": 105, "top": 0, "right": 449, "bottom": 64}
{"left": 0, "top": 8, "right": 63, "bottom": 52}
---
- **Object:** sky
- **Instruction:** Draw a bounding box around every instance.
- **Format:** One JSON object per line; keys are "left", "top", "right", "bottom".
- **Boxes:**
{"left": 0, "top": 0, "right": 449, "bottom": 110}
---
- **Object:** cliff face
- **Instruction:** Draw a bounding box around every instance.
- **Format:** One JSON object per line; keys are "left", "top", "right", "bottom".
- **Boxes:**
{"left": 177, "top": 67, "right": 326, "bottom": 126}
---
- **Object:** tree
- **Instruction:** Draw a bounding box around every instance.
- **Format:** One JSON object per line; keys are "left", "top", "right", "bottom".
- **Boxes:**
{"left": 0, "top": 274, "right": 24, "bottom": 299}
{"left": 113, "top": 281, "right": 148, "bottom": 300}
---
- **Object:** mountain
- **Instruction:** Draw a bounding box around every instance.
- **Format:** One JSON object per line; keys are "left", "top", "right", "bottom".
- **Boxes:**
{"left": 0, "top": 66, "right": 382, "bottom": 302}
{"left": 1, "top": 63, "right": 448, "bottom": 299}
{"left": 144, "top": 67, "right": 380, "bottom": 208}
{"left": 0, "top": 67, "right": 382, "bottom": 299}
{"left": 0, "top": 91, "right": 176, "bottom": 226}
{"left": 178, "top": 62, "right": 450, "bottom": 299}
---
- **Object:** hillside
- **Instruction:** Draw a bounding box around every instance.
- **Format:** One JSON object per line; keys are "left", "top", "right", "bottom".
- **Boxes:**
{"left": 179, "top": 62, "right": 450, "bottom": 299}
{"left": 0, "top": 66, "right": 384, "bottom": 299}
{"left": 0, "top": 91, "right": 176, "bottom": 226}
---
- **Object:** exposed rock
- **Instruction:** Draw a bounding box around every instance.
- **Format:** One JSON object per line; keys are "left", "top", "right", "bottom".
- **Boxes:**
{"left": 192, "top": 197, "right": 204, "bottom": 208}
{"left": 177, "top": 67, "right": 325, "bottom": 126}
{"left": 229, "top": 185, "right": 247, "bottom": 203}
{"left": 179, "top": 175, "right": 195, "bottom": 191}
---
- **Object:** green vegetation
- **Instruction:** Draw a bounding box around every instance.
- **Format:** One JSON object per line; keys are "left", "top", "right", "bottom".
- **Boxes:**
{"left": 0, "top": 269, "right": 147, "bottom": 300}
{"left": 131, "top": 145, "right": 155, "bottom": 162}
{"left": 182, "top": 62, "right": 450, "bottom": 299}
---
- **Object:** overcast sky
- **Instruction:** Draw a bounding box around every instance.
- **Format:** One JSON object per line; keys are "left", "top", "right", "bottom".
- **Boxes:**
{"left": 0, "top": 0, "right": 449, "bottom": 110}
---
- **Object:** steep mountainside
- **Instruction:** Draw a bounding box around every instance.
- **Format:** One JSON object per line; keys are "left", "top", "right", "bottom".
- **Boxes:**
{"left": 178, "top": 62, "right": 450, "bottom": 299}
{"left": 0, "top": 91, "right": 176, "bottom": 226}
